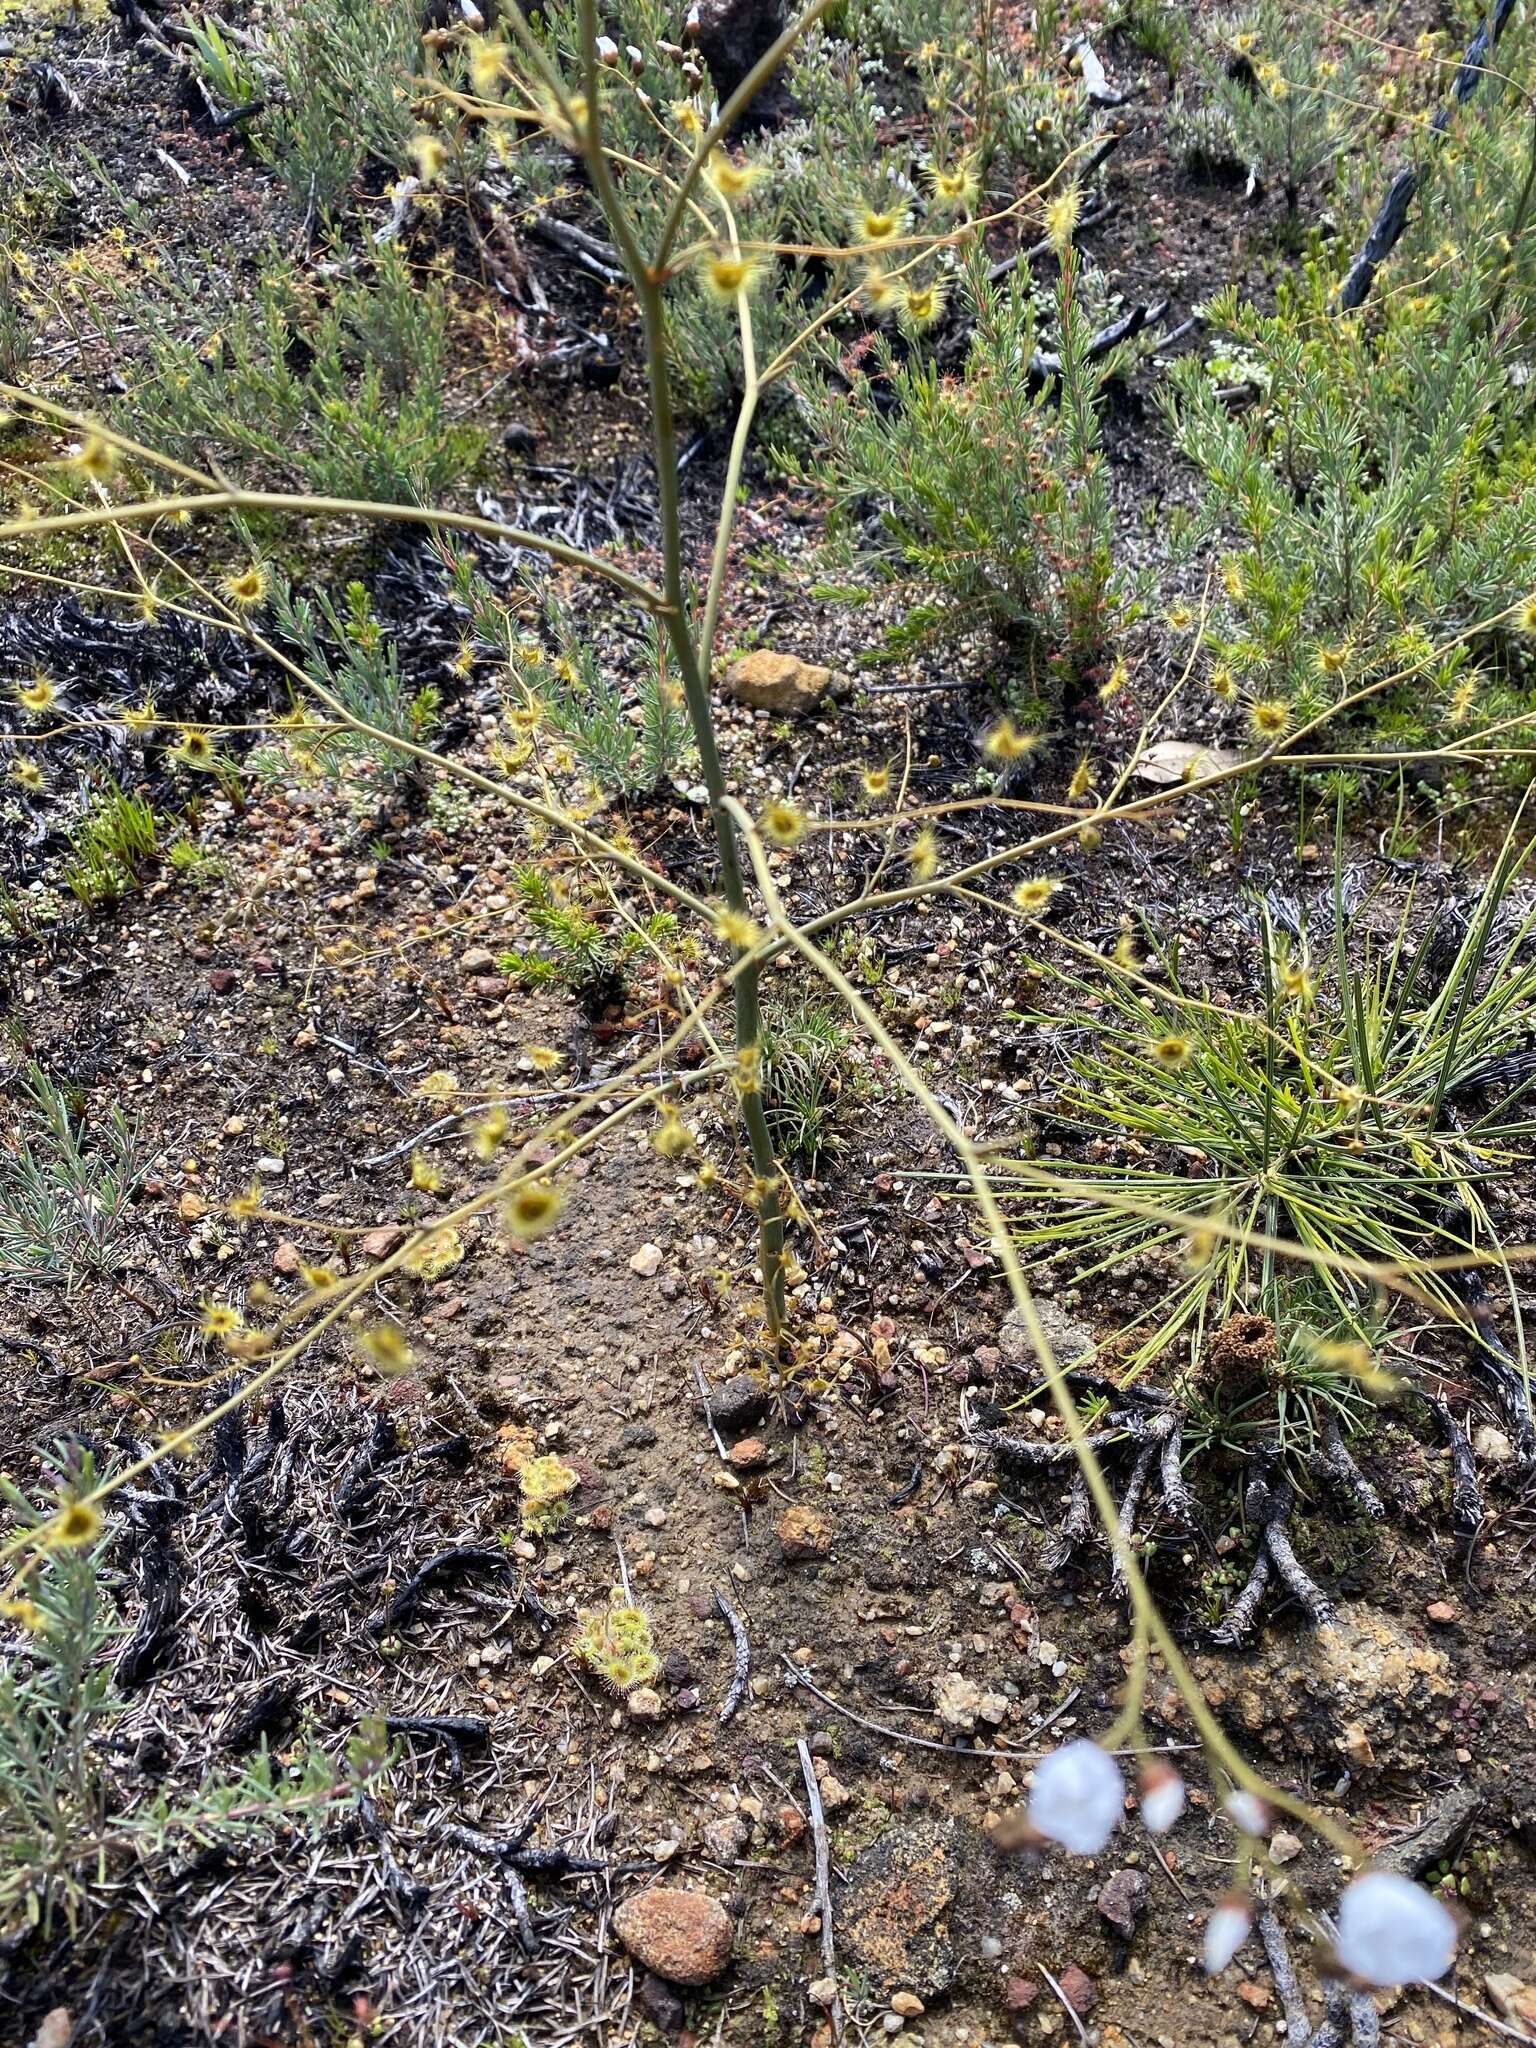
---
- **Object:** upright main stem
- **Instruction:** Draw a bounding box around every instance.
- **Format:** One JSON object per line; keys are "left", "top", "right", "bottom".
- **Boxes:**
{"left": 578, "top": 10, "right": 787, "bottom": 1344}
{"left": 640, "top": 287, "right": 788, "bottom": 1342}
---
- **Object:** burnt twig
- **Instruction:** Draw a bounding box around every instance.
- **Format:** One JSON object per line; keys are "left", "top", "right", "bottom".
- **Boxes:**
{"left": 359, "top": 1791, "right": 429, "bottom": 1918}
{"left": 1335, "top": 0, "right": 1518, "bottom": 309}
{"left": 713, "top": 1589, "right": 750, "bottom": 1726}
{"left": 1377, "top": 1783, "right": 1481, "bottom": 1880}
{"left": 797, "top": 1737, "right": 841, "bottom": 2043}
{"left": 1215, "top": 1463, "right": 1332, "bottom": 1638}
{"left": 1031, "top": 298, "right": 1168, "bottom": 379}
{"left": 1310, "top": 1417, "right": 1385, "bottom": 1520}
{"left": 1258, "top": 1907, "right": 1312, "bottom": 2044}
{"left": 887, "top": 1459, "right": 923, "bottom": 1506}
{"left": 1263, "top": 1507, "right": 1335, "bottom": 1627}
{"left": 1211, "top": 1544, "right": 1272, "bottom": 1647}
{"left": 335, "top": 1412, "right": 403, "bottom": 1526}
{"left": 444, "top": 1818, "right": 609, "bottom": 1954}
{"left": 368, "top": 1545, "right": 513, "bottom": 1634}
{"left": 384, "top": 1713, "right": 491, "bottom": 1746}
{"left": 526, "top": 213, "right": 624, "bottom": 284}
{"left": 985, "top": 1427, "right": 1119, "bottom": 1468}
{"left": 1043, "top": 1467, "right": 1094, "bottom": 1573}
{"left": 1110, "top": 1439, "right": 1157, "bottom": 1600}
{"left": 1158, "top": 1423, "right": 1198, "bottom": 1530}
{"left": 1422, "top": 1393, "right": 1485, "bottom": 1539}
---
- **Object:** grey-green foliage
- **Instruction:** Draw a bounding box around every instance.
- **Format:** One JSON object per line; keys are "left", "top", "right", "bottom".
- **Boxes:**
{"left": 0, "top": 1460, "right": 377, "bottom": 1939}
{"left": 0, "top": 1068, "right": 145, "bottom": 1287}
{"left": 1170, "top": 0, "right": 1369, "bottom": 207}
{"left": 1390, "top": 19, "right": 1536, "bottom": 325}
{"left": 0, "top": 1509, "right": 119, "bottom": 1935}
{"left": 94, "top": 246, "right": 482, "bottom": 502}
{"left": 837, "top": 0, "right": 1075, "bottom": 180}
{"left": 530, "top": 605, "right": 693, "bottom": 796}
{"left": 0, "top": 246, "right": 34, "bottom": 383}
{"left": 450, "top": 555, "right": 693, "bottom": 795}
{"left": 1108, "top": 0, "right": 1191, "bottom": 83}
{"left": 271, "top": 577, "right": 441, "bottom": 777}
{"left": 193, "top": 0, "right": 424, "bottom": 217}
{"left": 1161, "top": 274, "right": 1536, "bottom": 735}
{"left": 785, "top": 246, "right": 1120, "bottom": 693}
{"left": 504, "top": 0, "right": 811, "bottom": 413}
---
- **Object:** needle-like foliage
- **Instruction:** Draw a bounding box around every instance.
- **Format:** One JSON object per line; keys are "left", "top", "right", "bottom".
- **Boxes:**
{"left": 0, "top": 1068, "right": 146, "bottom": 1289}
{"left": 997, "top": 837, "right": 1536, "bottom": 1464}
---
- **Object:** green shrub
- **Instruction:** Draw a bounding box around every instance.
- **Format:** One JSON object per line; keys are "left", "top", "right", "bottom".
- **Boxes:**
{"left": 192, "top": 0, "right": 425, "bottom": 217}
{"left": 1163, "top": 275, "right": 1536, "bottom": 742}
{"left": 0, "top": 1511, "right": 121, "bottom": 1935}
{"left": 832, "top": 0, "right": 1077, "bottom": 184}
{"left": 487, "top": 0, "right": 1080, "bottom": 415}
{"left": 94, "top": 246, "right": 482, "bottom": 501}
{"left": 1109, "top": 0, "right": 1191, "bottom": 83}
{"left": 1169, "top": 0, "right": 1370, "bottom": 210}
{"left": 786, "top": 245, "right": 1121, "bottom": 695}
{"left": 0, "top": 245, "right": 35, "bottom": 383}
{"left": 451, "top": 558, "right": 693, "bottom": 797}
{"left": 272, "top": 577, "right": 441, "bottom": 776}
{"left": 1, "top": 1068, "right": 145, "bottom": 1287}
{"left": 1385, "top": 17, "right": 1536, "bottom": 329}
{"left": 498, "top": 865, "right": 677, "bottom": 1010}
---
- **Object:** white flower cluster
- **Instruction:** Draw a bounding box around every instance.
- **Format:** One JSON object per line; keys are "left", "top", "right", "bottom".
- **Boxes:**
{"left": 1024, "top": 1741, "right": 1458, "bottom": 1990}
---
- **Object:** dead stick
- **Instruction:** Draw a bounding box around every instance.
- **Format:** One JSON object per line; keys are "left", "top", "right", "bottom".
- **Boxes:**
{"left": 714, "top": 1588, "right": 750, "bottom": 1725}
{"left": 1257, "top": 1907, "right": 1311, "bottom": 2044}
{"left": 797, "top": 1736, "right": 842, "bottom": 2044}
{"left": 1110, "top": 1439, "right": 1156, "bottom": 1599}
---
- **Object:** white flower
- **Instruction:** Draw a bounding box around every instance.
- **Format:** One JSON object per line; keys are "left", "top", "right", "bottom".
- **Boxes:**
{"left": 1027, "top": 1739, "right": 1125, "bottom": 1854}
{"left": 1203, "top": 1899, "right": 1252, "bottom": 1974}
{"left": 1335, "top": 1871, "right": 1457, "bottom": 1987}
{"left": 1223, "top": 1789, "right": 1269, "bottom": 1837}
{"left": 1139, "top": 1764, "right": 1187, "bottom": 1834}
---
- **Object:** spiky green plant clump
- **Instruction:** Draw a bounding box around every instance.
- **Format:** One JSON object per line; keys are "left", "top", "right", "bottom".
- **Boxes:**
{"left": 996, "top": 842, "right": 1536, "bottom": 1465}
{"left": 498, "top": 866, "right": 676, "bottom": 1014}
{"left": 271, "top": 577, "right": 440, "bottom": 781}
{"left": 762, "top": 994, "right": 855, "bottom": 1166}
{"left": 62, "top": 781, "right": 159, "bottom": 908}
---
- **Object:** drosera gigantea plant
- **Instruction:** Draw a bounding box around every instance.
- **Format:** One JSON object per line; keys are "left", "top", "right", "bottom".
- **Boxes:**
{"left": 7, "top": 6, "right": 1536, "bottom": 1970}
{"left": 8, "top": 432, "right": 1536, "bottom": 1980}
